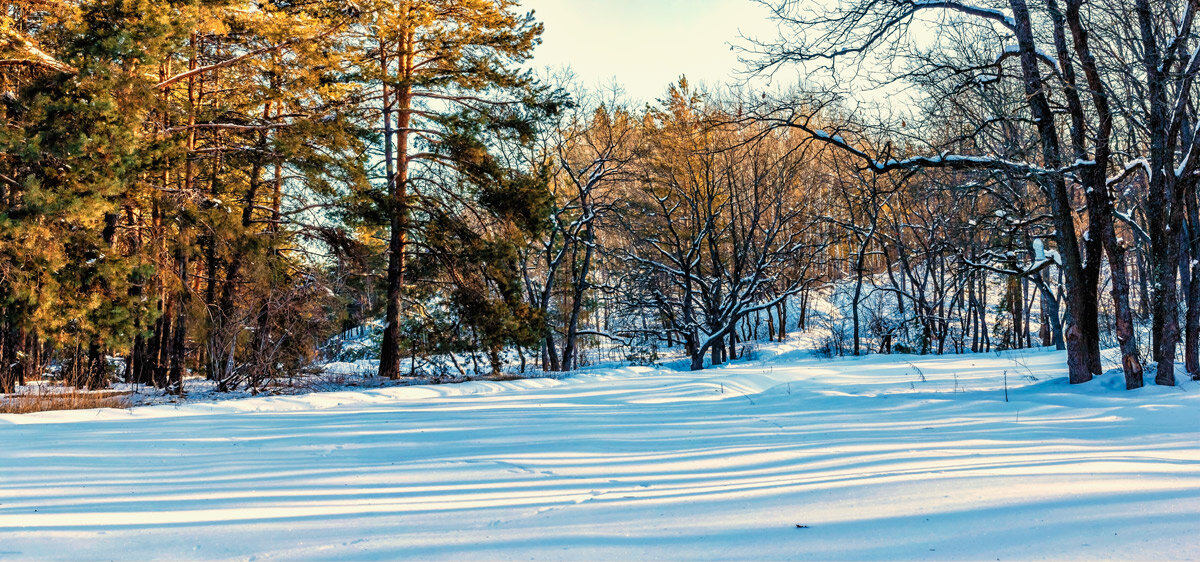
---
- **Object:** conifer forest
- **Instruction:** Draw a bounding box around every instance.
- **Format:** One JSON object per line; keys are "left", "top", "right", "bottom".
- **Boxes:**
{"left": 3, "top": 0, "right": 1200, "bottom": 559}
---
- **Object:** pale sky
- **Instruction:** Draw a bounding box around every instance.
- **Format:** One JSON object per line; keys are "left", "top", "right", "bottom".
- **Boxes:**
{"left": 522, "top": 0, "right": 779, "bottom": 103}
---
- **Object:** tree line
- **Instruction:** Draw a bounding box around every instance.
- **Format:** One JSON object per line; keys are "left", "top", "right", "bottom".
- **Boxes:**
{"left": 1, "top": 0, "right": 1196, "bottom": 394}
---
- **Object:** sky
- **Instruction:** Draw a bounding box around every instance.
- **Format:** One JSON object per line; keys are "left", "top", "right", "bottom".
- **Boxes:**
{"left": 521, "top": 0, "right": 779, "bottom": 103}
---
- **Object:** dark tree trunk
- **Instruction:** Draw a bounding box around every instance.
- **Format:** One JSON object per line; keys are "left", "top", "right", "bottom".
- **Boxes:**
{"left": 980, "top": 274, "right": 992, "bottom": 351}
{"left": 488, "top": 347, "right": 502, "bottom": 377}
{"left": 852, "top": 273, "right": 863, "bottom": 356}
{"left": 561, "top": 219, "right": 596, "bottom": 371}
{"left": 168, "top": 252, "right": 189, "bottom": 395}
{"left": 379, "top": 35, "right": 414, "bottom": 380}
{"left": 777, "top": 300, "right": 788, "bottom": 341}
{"left": 688, "top": 337, "right": 703, "bottom": 371}
{"left": 0, "top": 324, "right": 15, "bottom": 394}
{"left": 798, "top": 289, "right": 808, "bottom": 330}
{"left": 1049, "top": 0, "right": 1104, "bottom": 376}
{"left": 1186, "top": 180, "right": 1200, "bottom": 376}
{"left": 766, "top": 308, "right": 775, "bottom": 342}
{"left": 1010, "top": 0, "right": 1093, "bottom": 383}
{"left": 1136, "top": 247, "right": 1151, "bottom": 318}
{"left": 1132, "top": 0, "right": 1179, "bottom": 386}
{"left": 1079, "top": 272, "right": 1103, "bottom": 374}
{"left": 148, "top": 300, "right": 169, "bottom": 389}
{"left": 544, "top": 334, "right": 560, "bottom": 372}
{"left": 85, "top": 340, "right": 105, "bottom": 390}
{"left": 711, "top": 337, "right": 723, "bottom": 366}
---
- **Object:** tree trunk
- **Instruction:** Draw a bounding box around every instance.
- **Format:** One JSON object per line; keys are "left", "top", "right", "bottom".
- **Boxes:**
{"left": 688, "top": 335, "right": 703, "bottom": 371}
{"left": 168, "top": 37, "right": 197, "bottom": 396}
{"left": 488, "top": 347, "right": 502, "bottom": 377}
{"left": 852, "top": 270, "right": 864, "bottom": 356}
{"left": 561, "top": 218, "right": 596, "bottom": 371}
{"left": 1009, "top": 0, "right": 1093, "bottom": 383}
{"left": 1187, "top": 181, "right": 1200, "bottom": 377}
{"left": 767, "top": 308, "right": 775, "bottom": 342}
{"left": 1132, "top": 0, "right": 1178, "bottom": 386}
{"left": 798, "top": 289, "right": 808, "bottom": 330}
{"left": 379, "top": 31, "right": 414, "bottom": 380}
{"left": 711, "top": 334, "right": 725, "bottom": 366}
{"left": 544, "top": 334, "right": 560, "bottom": 371}
{"left": 777, "top": 299, "right": 788, "bottom": 341}
{"left": 169, "top": 253, "right": 188, "bottom": 395}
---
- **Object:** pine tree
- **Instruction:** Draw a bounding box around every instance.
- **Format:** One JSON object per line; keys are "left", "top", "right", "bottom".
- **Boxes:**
{"left": 0, "top": 0, "right": 166, "bottom": 390}
{"left": 3, "top": 0, "right": 369, "bottom": 392}
{"left": 352, "top": 0, "right": 550, "bottom": 378}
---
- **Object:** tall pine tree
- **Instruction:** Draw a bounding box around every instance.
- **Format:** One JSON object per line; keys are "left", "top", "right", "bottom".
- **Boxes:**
{"left": 354, "top": 0, "right": 548, "bottom": 378}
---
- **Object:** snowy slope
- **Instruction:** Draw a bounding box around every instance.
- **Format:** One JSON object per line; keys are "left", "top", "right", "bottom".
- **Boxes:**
{"left": 2, "top": 344, "right": 1199, "bottom": 560}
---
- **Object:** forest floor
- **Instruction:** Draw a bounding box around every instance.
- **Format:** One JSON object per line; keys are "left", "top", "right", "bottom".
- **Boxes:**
{"left": 2, "top": 342, "right": 1199, "bottom": 560}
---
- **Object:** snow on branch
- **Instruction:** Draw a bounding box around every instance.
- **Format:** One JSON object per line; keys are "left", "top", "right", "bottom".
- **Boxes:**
{"left": 1108, "top": 158, "right": 1150, "bottom": 187}
{"left": 911, "top": 1, "right": 1017, "bottom": 31}
{"left": 962, "top": 254, "right": 1055, "bottom": 278}
{"left": 0, "top": 27, "right": 75, "bottom": 74}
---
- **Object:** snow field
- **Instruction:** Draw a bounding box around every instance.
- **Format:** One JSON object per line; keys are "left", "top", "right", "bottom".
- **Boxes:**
{"left": 2, "top": 343, "right": 1199, "bottom": 560}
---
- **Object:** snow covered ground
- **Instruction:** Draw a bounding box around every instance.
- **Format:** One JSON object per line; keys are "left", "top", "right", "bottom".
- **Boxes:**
{"left": 2, "top": 343, "right": 1199, "bottom": 560}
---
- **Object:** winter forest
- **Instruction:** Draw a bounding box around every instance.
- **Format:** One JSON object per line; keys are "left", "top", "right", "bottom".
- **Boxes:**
{"left": 3, "top": 0, "right": 1200, "bottom": 559}
{"left": 2, "top": 0, "right": 1199, "bottom": 394}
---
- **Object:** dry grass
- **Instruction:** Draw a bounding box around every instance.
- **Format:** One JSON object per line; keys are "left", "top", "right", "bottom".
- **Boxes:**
{"left": 0, "top": 387, "right": 132, "bottom": 415}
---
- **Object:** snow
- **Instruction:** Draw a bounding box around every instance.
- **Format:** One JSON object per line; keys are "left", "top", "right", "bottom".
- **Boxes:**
{"left": 915, "top": 1, "right": 1017, "bottom": 29}
{"left": 1036, "top": 48, "right": 1059, "bottom": 67}
{"left": 1000, "top": 45, "right": 1059, "bottom": 68}
{"left": 3, "top": 344, "right": 1200, "bottom": 560}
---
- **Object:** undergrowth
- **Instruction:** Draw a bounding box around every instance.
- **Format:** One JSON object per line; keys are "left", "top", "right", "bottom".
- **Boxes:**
{"left": 1, "top": 387, "right": 132, "bottom": 414}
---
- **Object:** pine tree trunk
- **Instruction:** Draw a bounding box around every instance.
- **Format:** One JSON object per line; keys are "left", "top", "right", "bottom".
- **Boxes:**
{"left": 380, "top": 28, "right": 414, "bottom": 380}
{"left": 0, "top": 323, "right": 13, "bottom": 394}
{"left": 169, "top": 253, "right": 189, "bottom": 395}
{"left": 204, "top": 149, "right": 223, "bottom": 382}
{"left": 149, "top": 301, "right": 169, "bottom": 388}
{"left": 377, "top": 39, "right": 399, "bottom": 379}
{"left": 488, "top": 347, "right": 502, "bottom": 377}
{"left": 168, "top": 37, "right": 197, "bottom": 396}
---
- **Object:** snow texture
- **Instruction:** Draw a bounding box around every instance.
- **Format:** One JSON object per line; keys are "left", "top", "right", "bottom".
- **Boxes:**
{"left": 2, "top": 344, "right": 1200, "bottom": 560}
